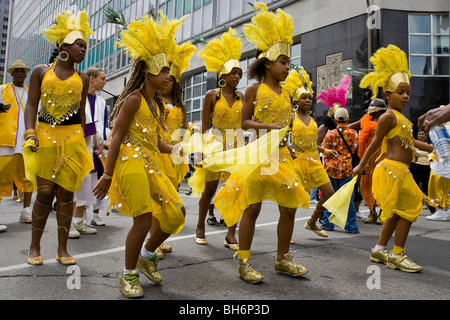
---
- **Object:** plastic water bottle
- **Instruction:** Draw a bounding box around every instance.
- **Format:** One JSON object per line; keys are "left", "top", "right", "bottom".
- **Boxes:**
{"left": 429, "top": 122, "right": 450, "bottom": 166}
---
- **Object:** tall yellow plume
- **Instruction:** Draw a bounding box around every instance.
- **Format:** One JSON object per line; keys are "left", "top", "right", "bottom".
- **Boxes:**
{"left": 43, "top": 10, "right": 93, "bottom": 45}
{"left": 283, "top": 67, "right": 314, "bottom": 101}
{"left": 360, "top": 45, "right": 411, "bottom": 99}
{"left": 243, "top": 2, "right": 293, "bottom": 60}
{"left": 198, "top": 27, "right": 242, "bottom": 77}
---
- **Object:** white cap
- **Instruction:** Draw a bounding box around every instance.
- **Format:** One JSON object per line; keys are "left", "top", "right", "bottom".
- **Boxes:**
{"left": 334, "top": 108, "right": 349, "bottom": 122}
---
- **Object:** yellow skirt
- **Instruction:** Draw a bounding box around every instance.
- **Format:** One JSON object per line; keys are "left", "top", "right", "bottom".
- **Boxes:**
{"left": 372, "top": 159, "right": 429, "bottom": 222}
{"left": 214, "top": 146, "right": 310, "bottom": 226}
{"left": 428, "top": 171, "right": 450, "bottom": 208}
{"left": 22, "top": 123, "right": 93, "bottom": 193}
{"left": 0, "top": 153, "right": 34, "bottom": 197}
{"left": 293, "top": 154, "right": 330, "bottom": 192}
{"left": 108, "top": 144, "right": 185, "bottom": 235}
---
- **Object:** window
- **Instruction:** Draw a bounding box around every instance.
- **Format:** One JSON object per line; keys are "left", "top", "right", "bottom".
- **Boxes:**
{"left": 181, "top": 71, "right": 208, "bottom": 123}
{"left": 409, "top": 14, "right": 449, "bottom": 76}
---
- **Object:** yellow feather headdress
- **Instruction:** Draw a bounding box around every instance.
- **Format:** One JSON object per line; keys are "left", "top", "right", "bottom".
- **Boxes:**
{"left": 156, "top": 12, "right": 195, "bottom": 82}
{"left": 43, "top": 11, "right": 93, "bottom": 47}
{"left": 360, "top": 45, "right": 411, "bottom": 99}
{"left": 116, "top": 14, "right": 186, "bottom": 75}
{"left": 198, "top": 28, "right": 242, "bottom": 78}
{"left": 243, "top": 2, "right": 293, "bottom": 61}
{"left": 283, "top": 67, "right": 314, "bottom": 102}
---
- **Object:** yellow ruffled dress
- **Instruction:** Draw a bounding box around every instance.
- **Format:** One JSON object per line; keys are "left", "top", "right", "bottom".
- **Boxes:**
{"left": 188, "top": 91, "right": 243, "bottom": 193}
{"left": 107, "top": 97, "right": 185, "bottom": 235}
{"left": 22, "top": 66, "right": 93, "bottom": 193}
{"left": 291, "top": 115, "right": 330, "bottom": 191}
{"left": 372, "top": 109, "right": 435, "bottom": 222}
{"left": 212, "top": 83, "right": 310, "bottom": 226}
{"left": 159, "top": 103, "right": 189, "bottom": 188}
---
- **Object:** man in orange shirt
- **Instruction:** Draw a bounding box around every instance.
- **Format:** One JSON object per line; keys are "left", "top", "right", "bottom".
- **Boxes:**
{"left": 320, "top": 108, "right": 359, "bottom": 233}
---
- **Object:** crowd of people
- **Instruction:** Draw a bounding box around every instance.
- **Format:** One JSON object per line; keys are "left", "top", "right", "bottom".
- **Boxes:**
{"left": 1, "top": 3, "right": 449, "bottom": 298}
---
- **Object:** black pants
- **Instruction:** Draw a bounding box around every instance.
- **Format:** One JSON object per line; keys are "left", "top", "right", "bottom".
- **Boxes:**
{"left": 410, "top": 162, "right": 436, "bottom": 213}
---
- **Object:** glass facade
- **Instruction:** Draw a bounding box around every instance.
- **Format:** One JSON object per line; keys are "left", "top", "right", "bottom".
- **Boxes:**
{"left": 409, "top": 14, "right": 449, "bottom": 76}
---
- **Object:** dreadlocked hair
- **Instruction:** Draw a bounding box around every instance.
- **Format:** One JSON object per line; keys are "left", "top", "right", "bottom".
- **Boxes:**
{"left": 215, "top": 77, "right": 241, "bottom": 101}
{"left": 111, "top": 59, "right": 166, "bottom": 130}
{"left": 171, "top": 77, "right": 186, "bottom": 116}
{"left": 48, "top": 44, "right": 60, "bottom": 65}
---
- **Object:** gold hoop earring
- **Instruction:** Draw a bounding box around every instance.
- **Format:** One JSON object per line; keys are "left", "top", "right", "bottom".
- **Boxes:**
{"left": 218, "top": 78, "right": 226, "bottom": 88}
{"left": 58, "top": 51, "right": 69, "bottom": 62}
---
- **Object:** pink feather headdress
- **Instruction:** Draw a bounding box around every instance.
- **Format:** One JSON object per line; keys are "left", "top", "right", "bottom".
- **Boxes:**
{"left": 316, "top": 74, "right": 351, "bottom": 116}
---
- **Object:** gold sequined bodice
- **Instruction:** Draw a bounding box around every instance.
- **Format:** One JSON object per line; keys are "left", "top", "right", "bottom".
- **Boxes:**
{"left": 291, "top": 115, "right": 319, "bottom": 159}
{"left": 161, "top": 103, "right": 184, "bottom": 145}
{"left": 38, "top": 65, "right": 83, "bottom": 126}
{"left": 211, "top": 92, "right": 243, "bottom": 149}
{"left": 253, "top": 83, "right": 291, "bottom": 127}
{"left": 211, "top": 92, "right": 242, "bottom": 133}
{"left": 123, "top": 97, "right": 161, "bottom": 153}
{"left": 384, "top": 109, "right": 417, "bottom": 160}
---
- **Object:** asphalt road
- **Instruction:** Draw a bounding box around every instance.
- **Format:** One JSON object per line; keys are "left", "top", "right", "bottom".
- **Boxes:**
{"left": 0, "top": 182, "right": 449, "bottom": 313}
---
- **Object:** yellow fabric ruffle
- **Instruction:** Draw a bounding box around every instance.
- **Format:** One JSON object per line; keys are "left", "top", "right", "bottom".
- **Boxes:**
{"left": 108, "top": 144, "right": 185, "bottom": 234}
{"left": 428, "top": 171, "right": 450, "bottom": 208}
{"left": 372, "top": 159, "right": 435, "bottom": 222}
{"left": 323, "top": 176, "right": 358, "bottom": 230}
{"left": 293, "top": 155, "right": 329, "bottom": 192}
{"left": 22, "top": 123, "right": 93, "bottom": 193}
{"left": 0, "top": 154, "right": 33, "bottom": 196}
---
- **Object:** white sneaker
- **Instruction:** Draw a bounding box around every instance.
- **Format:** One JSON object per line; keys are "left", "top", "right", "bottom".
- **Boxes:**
{"left": 69, "top": 224, "right": 80, "bottom": 238}
{"left": 0, "top": 225, "right": 7, "bottom": 233}
{"left": 91, "top": 216, "right": 105, "bottom": 226}
{"left": 356, "top": 211, "right": 364, "bottom": 219}
{"left": 310, "top": 199, "right": 318, "bottom": 204}
{"left": 74, "top": 221, "right": 97, "bottom": 234}
{"left": 426, "top": 209, "right": 448, "bottom": 221}
{"left": 19, "top": 207, "right": 32, "bottom": 223}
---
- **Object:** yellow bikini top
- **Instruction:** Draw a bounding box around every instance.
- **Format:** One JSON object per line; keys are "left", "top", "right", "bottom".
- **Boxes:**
{"left": 39, "top": 64, "right": 83, "bottom": 125}
{"left": 253, "top": 83, "right": 291, "bottom": 128}
{"left": 382, "top": 109, "right": 417, "bottom": 160}
{"left": 161, "top": 103, "right": 184, "bottom": 145}
{"left": 291, "top": 115, "right": 319, "bottom": 156}
{"left": 211, "top": 91, "right": 242, "bottom": 133}
{"left": 123, "top": 96, "right": 161, "bottom": 153}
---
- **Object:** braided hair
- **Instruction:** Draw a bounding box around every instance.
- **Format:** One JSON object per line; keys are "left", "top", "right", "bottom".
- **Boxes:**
{"left": 111, "top": 60, "right": 166, "bottom": 129}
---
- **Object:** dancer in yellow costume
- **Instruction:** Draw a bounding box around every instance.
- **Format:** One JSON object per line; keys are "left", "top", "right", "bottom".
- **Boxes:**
{"left": 190, "top": 28, "right": 244, "bottom": 248}
{"left": 93, "top": 14, "right": 186, "bottom": 299}
{"left": 159, "top": 17, "right": 196, "bottom": 189}
{"left": 154, "top": 18, "right": 196, "bottom": 258}
{"left": 212, "top": 3, "right": 309, "bottom": 283}
{"left": 283, "top": 68, "right": 337, "bottom": 238}
{"left": 354, "top": 45, "right": 435, "bottom": 272}
{"left": 23, "top": 11, "right": 93, "bottom": 266}
{"left": 0, "top": 60, "right": 33, "bottom": 224}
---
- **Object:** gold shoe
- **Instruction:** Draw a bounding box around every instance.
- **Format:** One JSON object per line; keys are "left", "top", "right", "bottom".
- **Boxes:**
{"left": 304, "top": 222, "right": 328, "bottom": 238}
{"left": 119, "top": 270, "right": 144, "bottom": 298}
{"left": 364, "top": 214, "right": 377, "bottom": 224}
{"left": 224, "top": 237, "right": 239, "bottom": 251}
{"left": 369, "top": 248, "right": 389, "bottom": 264}
{"left": 155, "top": 246, "right": 164, "bottom": 260}
{"left": 274, "top": 253, "right": 308, "bottom": 277}
{"left": 56, "top": 255, "right": 76, "bottom": 265}
{"left": 238, "top": 258, "right": 264, "bottom": 284}
{"left": 27, "top": 254, "right": 43, "bottom": 266}
{"left": 137, "top": 253, "right": 162, "bottom": 284}
{"left": 159, "top": 243, "right": 172, "bottom": 253}
{"left": 195, "top": 236, "right": 207, "bottom": 245}
{"left": 386, "top": 254, "right": 422, "bottom": 273}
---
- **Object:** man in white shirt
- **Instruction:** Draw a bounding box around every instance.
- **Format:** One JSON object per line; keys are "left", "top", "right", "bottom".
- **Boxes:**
{"left": 0, "top": 60, "right": 33, "bottom": 226}
{"left": 70, "top": 68, "right": 108, "bottom": 238}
